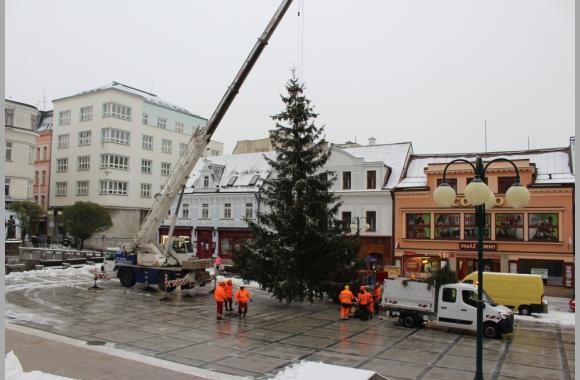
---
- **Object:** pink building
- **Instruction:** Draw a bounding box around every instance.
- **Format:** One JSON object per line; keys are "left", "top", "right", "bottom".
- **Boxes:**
{"left": 33, "top": 111, "right": 53, "bottom": 233}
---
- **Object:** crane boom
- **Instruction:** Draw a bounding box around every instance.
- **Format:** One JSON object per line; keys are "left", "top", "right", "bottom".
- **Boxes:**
{"left": 126, "top": 0, "right": 294, "bottom": 265}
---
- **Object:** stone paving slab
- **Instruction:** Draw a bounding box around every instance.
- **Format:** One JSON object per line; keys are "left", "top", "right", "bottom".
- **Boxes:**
{"left": 500, "top": 362, "right": 568, "bottom": 380}
{"left": 305, "top": 350, "right": 368, "bottom": 367}
{"left": 247, "top": 342, "right": 317, "bottom": 360}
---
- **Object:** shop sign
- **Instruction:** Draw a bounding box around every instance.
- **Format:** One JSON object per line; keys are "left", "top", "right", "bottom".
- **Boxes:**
{"left": 565, "top": 264, "right": 574, "bottom": 288}
{"left": 459, "top": 242, "right": 497, "bottom": 251}
{"left": 531, "top": 268, "right": 549, "bottom": 280}
{"left": 403, "top": 250, "right": 416, "bottom": 256}
{"left": 404, "top": 257, "right": 422, "bottom": 274}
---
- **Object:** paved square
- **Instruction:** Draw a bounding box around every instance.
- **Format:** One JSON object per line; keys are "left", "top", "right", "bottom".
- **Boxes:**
{"left": 5, "top": 271, "right": 575, "bottom": 379}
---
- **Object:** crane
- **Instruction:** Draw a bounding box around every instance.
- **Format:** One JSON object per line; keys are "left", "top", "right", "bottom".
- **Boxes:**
{"left": 115, "top": 0, "right": 294, "bottom": 291}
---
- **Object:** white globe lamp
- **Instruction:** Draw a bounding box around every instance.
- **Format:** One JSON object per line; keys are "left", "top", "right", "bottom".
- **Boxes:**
{"left": 465, "top": 178, "right": 490, "bottom": 206}
{"left": 484, "top": 190, "right": 496, "bottom": 209}
{"left": 433, "top": 182, "right": 456, "bottom": 207}
{"left": 350, "top": 223, "right": 357, "bottom": 234}
{"left": 505, "top": 181, "right": 530, "bottom": 208}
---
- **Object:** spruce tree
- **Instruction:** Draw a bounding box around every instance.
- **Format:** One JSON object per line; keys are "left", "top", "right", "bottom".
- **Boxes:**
{"left": 233, "top": 73, "right": 360, "bottom": 303}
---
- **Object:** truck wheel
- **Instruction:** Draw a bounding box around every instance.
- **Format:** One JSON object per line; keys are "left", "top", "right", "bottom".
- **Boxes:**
{"left": 402, "top": 314, "right": 417, "bottom": 328}
{"left": 158, "top": 271, "right": 176, "bottom": 292}
{"left": 518, "top": 305, "right": 531, "bottom": 316}
{"left": 483, "top": 322, "right": 499, "bottom": 339}
{"left": 118, "top": 267, "right": 135, "bottom": 288}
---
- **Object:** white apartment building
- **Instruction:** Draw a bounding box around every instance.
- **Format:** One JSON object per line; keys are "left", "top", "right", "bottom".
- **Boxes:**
{"left": 5, "top": 100, "right": 39, "bottom": 211}
{"left": 49, "top": 82, "right": 222, "bottom": 249}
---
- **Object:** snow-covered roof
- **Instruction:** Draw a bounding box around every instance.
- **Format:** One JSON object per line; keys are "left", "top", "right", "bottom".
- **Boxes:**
{"left": 36, "top": 111, "right": 53, "bottom": 132}
{"left": 342, "top": 142, "right": 413, "bottom": 189}
{"left": 185, "top": 152, "right": 276, "bottom": 193}
{"left": 53, "top": 82, "right": 207, "bottom": 119}
{"left": 397, "top": 147, "right": 574, "bottom": 188}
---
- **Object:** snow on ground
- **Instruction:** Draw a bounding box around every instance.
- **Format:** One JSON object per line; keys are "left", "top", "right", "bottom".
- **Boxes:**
{"left": 5, "top": 266, "right": 95, "bottom": 293}
{"left": 5, "top": 351, "right": 75, "bottom": 380}
{"left": 272, "top": 361, "right": 375, "bottom": 380}
{"left": 515, "top": 296, "right": 575, "bottom": 326}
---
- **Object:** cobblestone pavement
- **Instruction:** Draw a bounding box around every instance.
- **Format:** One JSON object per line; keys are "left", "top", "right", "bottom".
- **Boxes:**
{"left": 5, "top": 270, "right": 575, "bottom": 379}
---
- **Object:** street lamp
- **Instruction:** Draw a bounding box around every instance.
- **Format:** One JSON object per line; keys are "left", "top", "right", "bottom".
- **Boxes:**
{"left": 433, "top": 156, "right": 530, "bottom": 380}
{"left": 350, "top": 216, "right": 370, "bottom": 235}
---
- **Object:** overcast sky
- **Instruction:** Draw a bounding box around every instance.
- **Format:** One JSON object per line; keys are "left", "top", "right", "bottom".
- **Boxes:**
{"left": 6, "top": 0, "right": 574, "bottom": 154}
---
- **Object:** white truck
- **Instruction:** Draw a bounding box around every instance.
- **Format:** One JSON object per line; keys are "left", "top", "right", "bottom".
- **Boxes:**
{"left": 382, "top": 278, "right": 514, "bottom": 338}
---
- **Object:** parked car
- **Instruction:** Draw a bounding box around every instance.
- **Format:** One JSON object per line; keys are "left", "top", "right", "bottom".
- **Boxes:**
{"left": 462, "top": 272, "right": 547, "bottom": 315}
{"left": 569, "top": 298, "right": 575, "bottom": 312}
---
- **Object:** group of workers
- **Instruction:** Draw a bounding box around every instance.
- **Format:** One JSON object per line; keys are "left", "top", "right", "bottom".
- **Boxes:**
{"left": 338, "top": 282, "right": 382, "bottom": 321}
{"left": 213, "top": 279, "right": 252, "bottom": 320}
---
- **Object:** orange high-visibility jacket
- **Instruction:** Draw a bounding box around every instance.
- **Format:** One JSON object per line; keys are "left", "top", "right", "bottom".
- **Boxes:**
{"left": 214, "top": 284, "right": 226, "bottom": 302}
{"left": 225, "top": 283, "right": 233, "bottom": 298}
{"left": 357, "top": 292, "right": 368, "bottom": 305}
{"left": 373, "top": 287, "right": 382, "bottom": 302}
{"left": 339, "top": 290, "right": 354, "bottom": 304}
{"left": 365, "top": 291, "right": 374, "bottom": 305}
{"left": 235, "top": 289, "right": 251, "bottom": 303}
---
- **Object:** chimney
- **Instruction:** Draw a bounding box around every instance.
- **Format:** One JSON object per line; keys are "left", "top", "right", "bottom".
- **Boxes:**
{"left": 368, "top": 137, "right": 376, "bottom": 146}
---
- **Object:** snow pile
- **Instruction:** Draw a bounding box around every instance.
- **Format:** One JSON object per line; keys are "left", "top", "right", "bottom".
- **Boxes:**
{"left": 515, "top": 296, "right": 575, "bottom": 326}
{"left": 214, "top": 273, "right": 261, "bottom": 289}
{"left": 5, "top": 351, "right": 75, "bottom": 380}
{"left": 6, "top": 265, "right": 96, "bottom": 293}
{"left": 272, "top": 361, "right": 375, "bottom": 380}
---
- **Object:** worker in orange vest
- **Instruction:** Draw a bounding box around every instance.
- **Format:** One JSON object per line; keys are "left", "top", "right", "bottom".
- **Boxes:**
{"left": 357, "top": 286, "right": 369, "bottom": 321}
{"left": 214, "top": 281, "right": 227, "bottom": 320}
{"left": 225, "top": 279, "right": 234, "bottom": 312}
{"left": 366, "top": 287, "right": 375, "bottom": 318}
{"left": 373, "top": 282, "right": 382, "bottom": 317}
{"left": 235, "top": 285, "right": 252, "bottom": 318}
{"left": 338, "top": 285, "right": 354, "bottom": 320}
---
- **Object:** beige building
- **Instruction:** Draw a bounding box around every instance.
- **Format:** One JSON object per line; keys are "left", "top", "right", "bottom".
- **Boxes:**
{"left": 49, "top": 82, "right": 221, "bottom": 248}
{"left": 232, "top": 137, "right": 273, "bottom": 154}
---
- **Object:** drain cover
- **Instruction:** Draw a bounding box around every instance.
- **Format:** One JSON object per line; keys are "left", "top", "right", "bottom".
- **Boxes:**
{"left": 86, "top": 341, "right": 106, "bottom": 346}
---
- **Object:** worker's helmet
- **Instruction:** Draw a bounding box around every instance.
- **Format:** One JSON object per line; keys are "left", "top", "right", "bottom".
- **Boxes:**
{"left": 227, "top": 279, "right": 232, "bottom": 284}
{"left": 219, "top": 281, "right": 226, "bottom": 285}
{"left": 344, "top": 285, "right": 349, "bottom": 290}
{"left": 360, "top": 286, "right": 366, "bottom": 291}
{"left": 375, "top": 282, "right": 380, "bottom": 287}
{"left": 240, "top": 285, "right": 245, "bottom": 289}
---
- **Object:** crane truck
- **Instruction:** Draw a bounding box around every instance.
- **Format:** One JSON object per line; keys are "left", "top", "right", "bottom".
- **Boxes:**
{"left": 114, "top": 0, "right": 294, "bottom": 292}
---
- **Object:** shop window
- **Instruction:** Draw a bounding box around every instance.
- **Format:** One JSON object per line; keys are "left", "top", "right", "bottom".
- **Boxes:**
{"left": 498, "top": 176, "right": 516, "bottom": 194}
{"left": 464, "top": 213, "right": 491, "bottom": 240}
{"left": 442, "top": 288, "right": 456, "bottom": 303}
{"left": 406, "top": 213, "right": 431, "bottom": 239}
{"left": 437, "top": 178, "right": 457, "bottom": 193}
{"left": 495, "top": 213, "right": 524, "bottom": 241}
{"left": 434, "top": 213, "right": 460, "bottom": 240}
{"left": 518, "top": 259, "right": 563, "bottom": 286}
{"left": 528, "top": 213, "right": 559, "bottom": 242}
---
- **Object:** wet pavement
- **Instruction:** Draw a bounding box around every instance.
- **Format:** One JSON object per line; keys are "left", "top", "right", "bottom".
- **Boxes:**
{"left": 5, "top": 268, "right": 575, "bottom": 379}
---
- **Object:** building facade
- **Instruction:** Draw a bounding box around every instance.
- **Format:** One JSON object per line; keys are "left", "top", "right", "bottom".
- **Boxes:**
{"left": 33, "top": 111, "right": 53, "bottom": 234}
{"left": 49, "top": 82, "right": 219, "bottom": 249}
{"left": 394, "top": 145, "right": 575, "bottom": 296}
{"left": 5, "top": 100, "right": 39, "bottom": 214}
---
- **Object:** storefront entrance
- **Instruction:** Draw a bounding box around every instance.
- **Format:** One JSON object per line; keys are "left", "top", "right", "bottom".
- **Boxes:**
{"left": 196, "top": 229, "right": 214, "bottom": 259}
{"left": 456, "top": 257, "right": 500, "bottom": 280}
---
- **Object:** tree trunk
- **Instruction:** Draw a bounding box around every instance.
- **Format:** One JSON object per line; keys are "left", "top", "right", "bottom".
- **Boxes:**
{"left": 80, "top": 239, "right": 84, "bottom": 251}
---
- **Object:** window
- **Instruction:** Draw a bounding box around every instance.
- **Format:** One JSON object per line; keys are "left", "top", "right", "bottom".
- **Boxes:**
{"left": 434, "top": 213, "right": 460, "bottom": 240}
{"left": 76, "top": 181, "right": 89, "bottom": 196}
{"left": 367, "top": 170, "right": 377, "bottom": 189}
{"left": 179, "top": 143, "right": 187, "bottom": 157}
{"left": 141, "top": 159, "right": 152, "bottom": 174}
{"left": 99, "top": 180, "right": 128, "bottom": 195}
{"left": 342, "top": 211, "right": 352, "bottom": 231}
{"left": 224, "top": 203, "right": 232, "bottom": 219}
{"left": 5, "top": 142, "right": 12, "bottom": 160}
{"left": 245, "top": 203, "right": 254, "bottom": 219}
{"left": 102, "top": 102, "right": 131, "bottom": 121}
{"left": 162, "top": 139, "right": 172, "bottom": 154}
{"left": 437, "top": 178, "right": 458, "bottom": 193}
{"left": 80, "top": 106, "right": 92, "bottom": 121}
{"left": 181, "top": 203, "right": 189, "bottom": 218}
{"left": 175, "top": 122, "right": 184, "bottom": 133}
{"left": 227, "top": 176, "right": 237, "bottom": 186}
{"left": 142, "top": 135, "right": 153, "bottom": 150}
{"left": 203, "top": 176, "right": 210, "bottom": 188}
{"left": 529, "top": 213, "right": 559, "bottom": 242}
{"left": 77, "top": 156, "right": 90, "bottom": 171}
{"left": 101, "top": 154, "right": 129, "bottom": 170}
{"left": 41, "top": 195, "right": 45, "bottom": 208}
{"left": 31, "top": 114, "right": 37, "bottom": 129}
{"left": 5, "top": 109, "right": 14, "bottom": 126}
{"left": 101, "top": 128, "right": 130, "bottom": 145}
{"left": 210, "top": 150, "right": 220, "bottom": 156}
{"left": 464, "top": 213, "right": 491, "bottom": 240}
{"left": 406, "top": 213, "right": 431, "bottom": 239}
{"left": 366, "top": 211, "right": 376, "bottom": 232}
{"left": 59, "top": 110, "right": 70, "bottom": 126}
{"left": 157, "top": 118, "right": 167, "bottom": 129}
{"left": 56, "top": 158, "right": 69, "bottom": 172}
{"left": 342, "top": 171, "right": 351, "bottom": 190}
{"left": 42, "top": 146, "right": 47, "bottom": 160}
{"left": 495, "top": 213, "right": 524, "bottom": 241}
{"left": 41, "top": 171, "right": 46, "bottom": 185}
{"left": 56, "top": 182, "right": 67, "bottom": 196}
{"left": 442, "top": 287, "right": 457, "bottom": 303}
{"left": 249, "top": 175, "right": 260, "bottom": 186}
{"left": 161, "top": 162, "right": 171, "bottom": 176}
{"left": 5, "top": 178, "right": 10, "bottom": 196}
{"left": 27, "top": 180, "right": 32, "bottom": 198}
{"left": 57, "top": 134, "right": 70, "bottom": 149}
{"left": 462, "top": 290, "right": 478, "bottom": 308}
{"left": 29, "top": 145, "right": 34, "bottom": 164}
{"left": 78, "top": 131, "right": 91, "bottom": 146}
{"left": 34, "top": 195, "right": 38, "bottom": 204}
{"left": 36, "top": 147, "right": 40, "bottom": 161}
{"left": 201, "top": 203, "right": 209, "bottom": 219}
{"left": 498, "top": 176, "right": 516, "bottom": 194}
{"left": 142, "top": 113, "right": 148, "bottom": 125}
{"left": 140, "top": 183, "right": 151, "bottom": 198}
{"left": 35, "top": 171, "right": 39, "bottom": 185}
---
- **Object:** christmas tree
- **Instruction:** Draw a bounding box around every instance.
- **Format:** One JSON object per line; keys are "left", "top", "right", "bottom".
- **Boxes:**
{"left": 233, "top": 73, "right": 360, "bottom": 303}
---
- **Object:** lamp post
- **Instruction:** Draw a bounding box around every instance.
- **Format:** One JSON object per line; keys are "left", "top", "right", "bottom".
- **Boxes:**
{"left": 433, "top": 156, "right": 530, "bottom": 380}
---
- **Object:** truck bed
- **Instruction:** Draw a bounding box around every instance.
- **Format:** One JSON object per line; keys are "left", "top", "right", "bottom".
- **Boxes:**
{"left": 382, "top": 278, "right": 436, "bottom": 313}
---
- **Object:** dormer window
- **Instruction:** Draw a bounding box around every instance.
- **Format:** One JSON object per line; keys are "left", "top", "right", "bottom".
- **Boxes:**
{"left": 227, "top": 176, "right": 238, "bottom": 186}
{"left": 249, "top": 175, "right": 260, "bottom": 186}
{"left": 203, "top": 176, "right": 209, "bottom": 188}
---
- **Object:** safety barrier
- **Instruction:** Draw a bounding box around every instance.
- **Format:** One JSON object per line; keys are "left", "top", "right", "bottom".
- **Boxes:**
{"left": 88, "top": 269, "right": 110, "bottom": 290}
